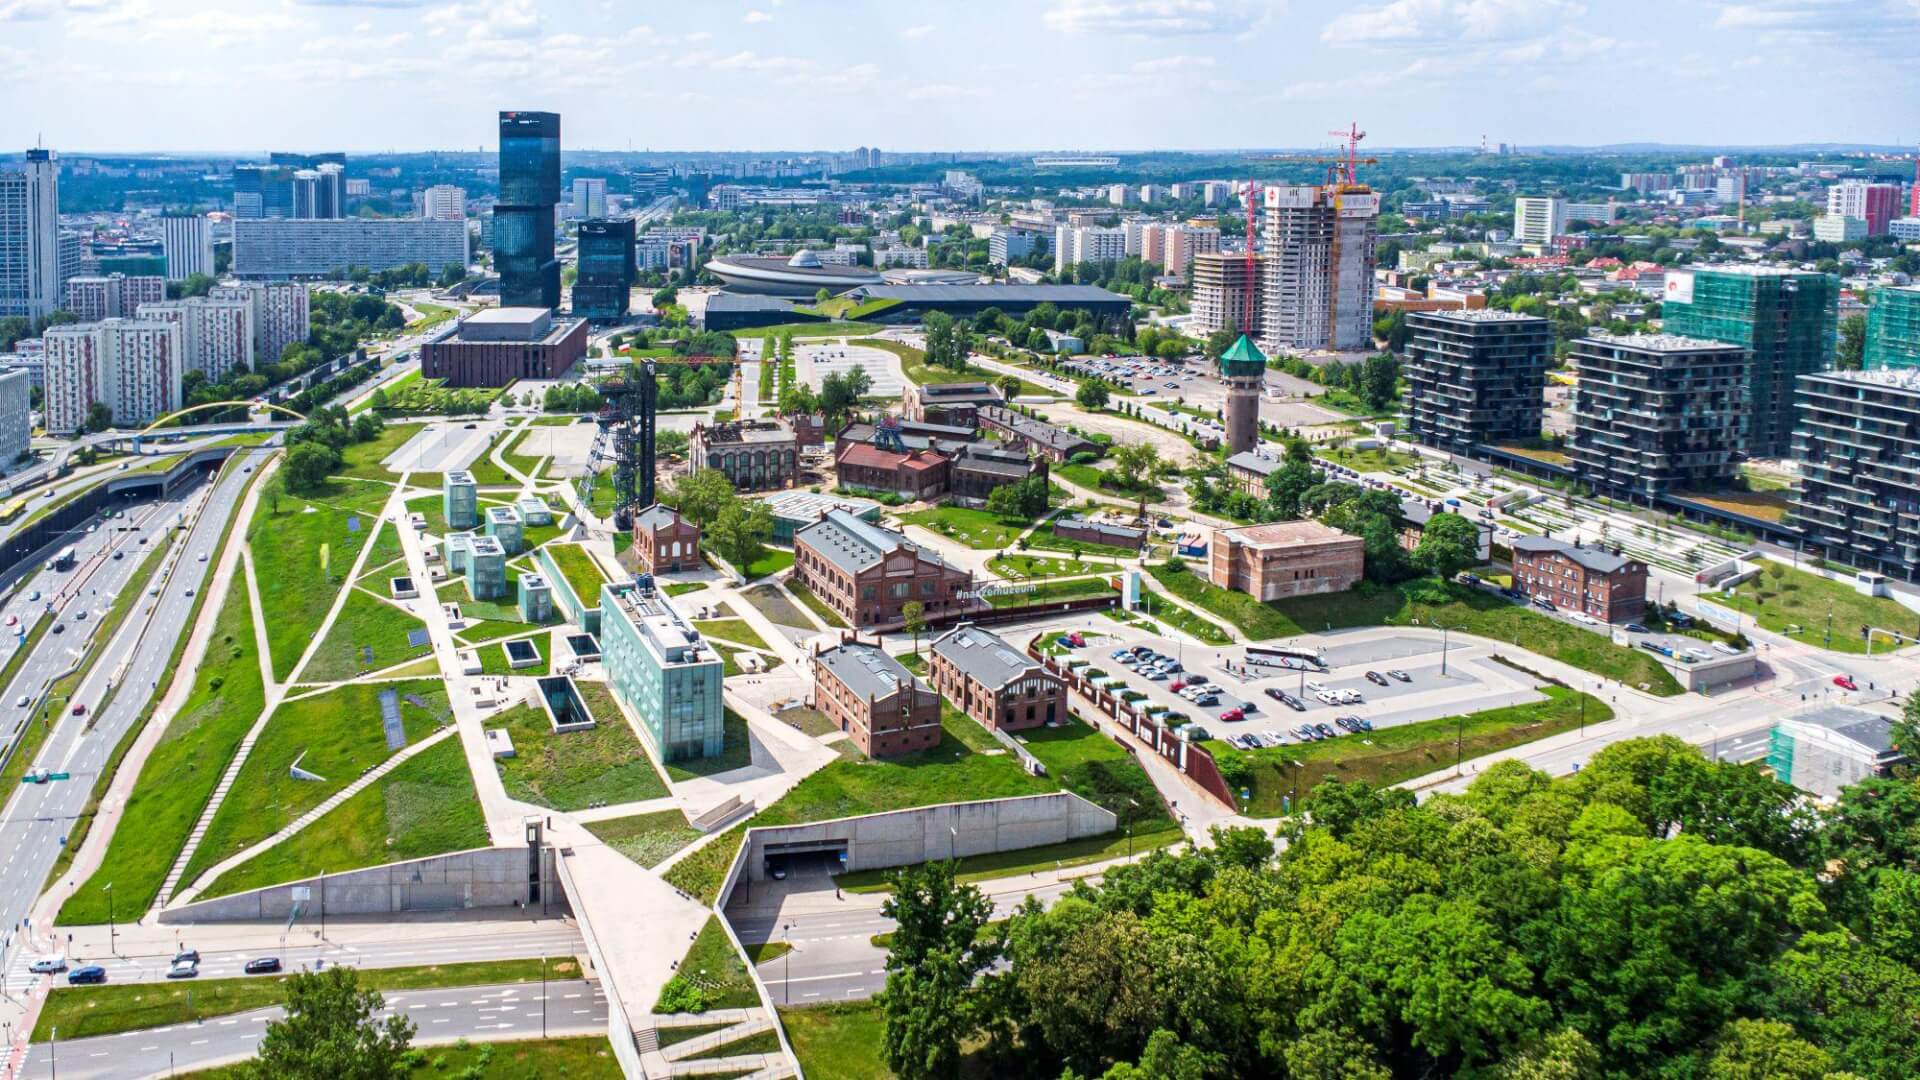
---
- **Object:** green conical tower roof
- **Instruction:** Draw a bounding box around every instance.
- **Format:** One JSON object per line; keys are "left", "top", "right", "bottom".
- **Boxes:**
{"left": 1218, "top": 334, "right": 1268, "bottom": 377}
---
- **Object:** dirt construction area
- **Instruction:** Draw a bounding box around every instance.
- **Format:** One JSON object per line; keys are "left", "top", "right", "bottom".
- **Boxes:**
{"left": 1039, "top": 401, "right": 1198, "bottom": 462}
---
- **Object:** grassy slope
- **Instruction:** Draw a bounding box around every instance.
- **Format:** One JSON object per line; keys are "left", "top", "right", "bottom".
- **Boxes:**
{"left": 301, "top": 588, "right": 430, "bottom": 682}
{"left": 1712, "top": 563, "right": 1920, "bottom": 654}
{"left": 250, "top": 477, "right": 392, "bottom": 682}
{"left": 493, "top": 687, "right": 669, "bottom": 811}
{"left": 586, "top": 809, "right": 702, "bottom": 869}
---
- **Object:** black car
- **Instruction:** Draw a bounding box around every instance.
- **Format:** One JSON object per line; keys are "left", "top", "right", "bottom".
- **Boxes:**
{"left": 67, "top": 965, "right": 106, "bottom": 985}
{"left": 1313, "top": 723, "right": 1337, "bottom": 739}
{"left": 1277, "top": 692, "right": 1305, "bottom": 712}
{"left": 1624, "top": 623, "right": 1649, "bottom": 634}
{"left": 245, "top": 957, "right": 282, "bottom": 975}
{"left": 175, "top": 948, "right": 200, "bottom": 964}
{"left": 1365, "top": 671, "right": 1389, "bottom": 686}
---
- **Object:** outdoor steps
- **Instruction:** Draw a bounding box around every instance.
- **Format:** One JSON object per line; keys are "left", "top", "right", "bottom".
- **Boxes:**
{"left": 669, "top": 1055, "right": 789, "bottom": 1078}
{"left": 659, "top": 1016, "right": 775, "bottom": 1064}
{"left": 152, "top": 714, "right": 272, "bottom": 913}
{"left": 167, "top": 725, "right": 458, "bottom": 908}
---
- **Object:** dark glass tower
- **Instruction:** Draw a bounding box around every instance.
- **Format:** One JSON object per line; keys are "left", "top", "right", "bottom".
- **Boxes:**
{"left": 496, "top": 110, "right": 561, "bottom": 310}
{"left": 574, "top": 218, "right": 636, "bottom": 322}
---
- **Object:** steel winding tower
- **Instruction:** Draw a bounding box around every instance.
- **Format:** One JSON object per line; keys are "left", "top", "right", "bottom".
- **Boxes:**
{"left": 595, "top": 360, "right": 658, "bottom": 530}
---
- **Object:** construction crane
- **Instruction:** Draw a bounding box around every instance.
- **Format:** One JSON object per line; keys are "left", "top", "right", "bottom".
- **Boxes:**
{"left": 1327, "top": 123, "right": 1368, "bottom": 186}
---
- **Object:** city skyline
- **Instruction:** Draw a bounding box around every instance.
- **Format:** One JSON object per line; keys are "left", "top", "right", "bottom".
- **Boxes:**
{"left": 0, "top": 0, "right": 1916, "bottom": 155}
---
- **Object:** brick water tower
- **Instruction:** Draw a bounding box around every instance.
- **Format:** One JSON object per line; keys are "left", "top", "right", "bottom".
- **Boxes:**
{"left": 1218, "top": 334, "right": 1267, "bottom": 455}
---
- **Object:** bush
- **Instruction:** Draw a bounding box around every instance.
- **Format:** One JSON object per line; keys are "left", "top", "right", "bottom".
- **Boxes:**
{"left": 656, "top": 975, "right": 713, "bottom": 1014}
{"left": 1069, "top": 451, "right": 1101, "bottom": 465}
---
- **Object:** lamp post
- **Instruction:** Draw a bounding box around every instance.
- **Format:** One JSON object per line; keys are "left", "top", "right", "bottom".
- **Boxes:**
{"left": 782, "top": 922, "right": 794, "bottom": 1006}
{"left": 104, "top": 882, "right": 114, "bottom": 958}
{"left": 1125, "top": 798, "right": 1139, "bottom": 858}
{"left": 540, "top": 954, "right": 547, "bottom": 1039}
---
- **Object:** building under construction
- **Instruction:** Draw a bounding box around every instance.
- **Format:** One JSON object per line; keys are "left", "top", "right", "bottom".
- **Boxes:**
{"left": 1865, "top": 285, "right": 1920, "bottom": 371}
{"left": 1191, "top": 251, "right": 1262, "bottom": 338}
{"left": 1260, "top": 182, "right": 1380, "bottom": 353}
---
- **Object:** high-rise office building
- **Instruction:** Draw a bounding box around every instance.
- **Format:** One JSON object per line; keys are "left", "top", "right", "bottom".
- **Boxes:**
{"left": 291, "top": 165, "right": 345, "bottom": 220}
{"left": 0, "top": 149, "right": 61, "bottom": 322}
{"left": 1568, "top": 332, "right": 1749, "bottom": 503}
{"left": 1260, "top": 183, "right": 1379, "bottom": 352}
{"left": 496, "top": 111, "right": 562, "bottom": 311}
{"left": 43, "top": 318, "right": 184, "bottom": 432}
{"left": 1865, "top": 286, "right": 1920, "bottom": 371}
{"left": 1791, "top": 367, "right": 1920, "bottom": 580}
{"left": 136, "top": 296, "right": 254, "bottom": 379}
{"left": 64, "top": 273, "right": 166, "bottom": 322}
{"left": 571, "top": 177, "right": 606, "bottom": 219}
{"left": 573, "top": 218, "right": 635, "bottom": 322}
{"left": 1657, "top": 267, "right": 1838, "bottom": 459}
{"left": 210, "top": 281, "right": 310, "bottom": 366}
{"left": 1512, "top": 196, "right": 1566, "bottom": 245}
{"left": 1828, "top": 180, "right": 1901, "bottom": 236}
{"left": 233, "top": 164, "right": 295, "bottom": 220}
{"left": 0, "top": 367, "right": 29, "bottom": 466}
{"left": 1403, "top": 310, "right": 1555, "bottom": 455}
{"left": 421, "top": 184, "right": 466, "bottom": 221}
{"left": 160, "top": 213, "right": 214, "bottom": 281}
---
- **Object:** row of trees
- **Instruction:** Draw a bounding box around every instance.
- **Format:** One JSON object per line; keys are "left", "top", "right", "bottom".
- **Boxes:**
{"left": 664, "top": 467, "right": 773, "bottom": 574}
{"left": 880, "top": 732, "right": 1920, "bottom": 1079}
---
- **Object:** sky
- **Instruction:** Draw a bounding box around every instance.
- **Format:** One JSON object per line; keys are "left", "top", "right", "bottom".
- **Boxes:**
{"left": 1, "top": 0, "right": 1916, "bottom": 155}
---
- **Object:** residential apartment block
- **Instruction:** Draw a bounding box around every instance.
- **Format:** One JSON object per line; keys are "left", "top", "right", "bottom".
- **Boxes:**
{"left": 1791, "top": 368, "right": 1920, "bottom": 580}
{"left": 43, "top": 318, "right": 184, "bottom": 432}
{"left": 1509, "top": 536, "right": 1647, "bottom": 623}
{"left": 231, "top": 218, "right": 469, "bottom": 279}
{"left": 209, "top": 281, "right": 310, "bottom": 366}
{"left": 0, "top": 367, "right": 30, "bottom": 465}
{"left": 135, "top": 297, "right": 254, "bottom": 379}
{"left": 1865, "top": 286, "right": 1920, "bottom": 371}
{"left": 1260, "top": 183, "right": 1378, "bottom": 352}
{"left": 793, "top": 509, "right": 972, "bottom": 627}
{"left": 1568, "top": 332, "right": 1749, "bottom": 503}
{"left": 811, "top": 637, "right": 942, "bottom": 758}
{"left": 1191, "top": 251, "right": 1262, "bottom": 337}
{"left": 1658, "top": 267, "right": 1837, "bottom": 459}
{"left": 1402, "top": 310, "right": 1554, "bottom": 454}
{"left": 64, "top": 274, "right": 165, "bottom": 322}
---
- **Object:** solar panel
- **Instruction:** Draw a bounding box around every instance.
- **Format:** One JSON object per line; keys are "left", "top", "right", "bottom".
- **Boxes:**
{"left": 407, "top": 628, "right": 431, "bottom": 649}
{"left": 347, "top": 516, "right": 361, "bottom": 533}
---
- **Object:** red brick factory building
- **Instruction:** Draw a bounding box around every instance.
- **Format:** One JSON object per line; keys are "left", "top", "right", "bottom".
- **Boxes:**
{"left": 811, "top": 635, "right": 942, "bottom": 757}
{"left": 420, "top": 306, "right": 588, "bottom": 388}
{"left": 793, "top": 509, "right": 973, "bottom": 627}
{"left": 1510, "top": 535, "right": 1648, "bottom": 623}
{"left": 929, "top": 624, "right": 1066, "bottom": 734}
{"left": 1209, "top": 521, "right": 1365, "bottom": 601}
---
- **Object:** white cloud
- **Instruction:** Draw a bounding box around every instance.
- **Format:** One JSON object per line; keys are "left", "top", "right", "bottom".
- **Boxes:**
{"left": 1043, "top": 0, "right": 1269, "bottom": 36}
{"left": 685, "top": 29, "right": 712, "bottom": 42}
{"left": 296, "top": 0, "right": 429, "bottom": 8}
{"left": 901, "top": 23, "right": 934, "bottom": 38}
{"left": 0, "top": 0, "right": 57, "bottom": 19}
{"left": 744, "top": 9, "right": 771, "bottom": 23}
{"left": 907, "top": 83, "right": 987, "bottom": 100}
{"left": 1322, "top": 0, "right": 1584, "bottom": 46}
{"left": 1130, "top": 53, "right": 1214, "bottom": 73}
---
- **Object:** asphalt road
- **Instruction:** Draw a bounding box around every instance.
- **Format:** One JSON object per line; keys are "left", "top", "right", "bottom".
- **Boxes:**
{"left": 4, "top": 925, "right": 587, "bottom": 989}
{"left": 16, "top": 979, "right": 608, "bottom": 1080}
{"left": 0, "top": 450, "right": 268, "bottom": 972}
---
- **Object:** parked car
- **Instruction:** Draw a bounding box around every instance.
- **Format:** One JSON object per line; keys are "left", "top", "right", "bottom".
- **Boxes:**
{"left": 1532, "top": 597, "right": 1557, "bottom": 612}
{"left": 245, "top": 957, "right": 282, "bottom": 975}
{"left": 1219, "top": 708, "right": 1245, "bottom": 723}
{"left": 1386, "top": 670, "right": 1410, "bottom": 682}
{"left": 1185, "top": 673, "right": 1209, "bottom": 685}
{"left": 1304, "top": 680, "right": 1328, "bottom": 693}
{"left": 174, "top": 948, "right": 200, "bottom": 964}
{"left": 67, "top": 965, "right": 106, "bottom": 985}
{"left": 1294, "top": 726, "right": 1320, "bottom": 742}
{"left": 1834, "top": 675, "right": 1858, "bottom": 691}
{"left": 1277, "top": 691, "right": 1305, "bottom": 712}
{"left": 1365, "top": 670, "right": 1389, "bottom": 686}
{"left": 1313, "top": 723, "right": 1338, "bottom": 739}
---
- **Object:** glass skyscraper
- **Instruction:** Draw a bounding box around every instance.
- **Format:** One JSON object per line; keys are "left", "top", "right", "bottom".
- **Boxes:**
{"left": 573, "top": 218, "right": 635, "bottom": 322}
{"left": 496, "top": 111, "right": 561, "bottom": 311}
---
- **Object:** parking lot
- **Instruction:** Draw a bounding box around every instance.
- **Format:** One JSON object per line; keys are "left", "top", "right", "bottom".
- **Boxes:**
{"left": 1063, "top": 354, "right": 1346, "bottom": 432}
{"left": 1054, "top": 625, "right": 1549, "bottom": 751}
{"left": 794, "top": 341, "right": 906, "bottom": 399}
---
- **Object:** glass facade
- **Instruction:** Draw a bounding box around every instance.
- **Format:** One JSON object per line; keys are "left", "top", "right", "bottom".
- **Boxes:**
{"left": 443, "top": 470, "right": 478, "bottom": 530}
{"left": 573, "top": 218, "right": 635, "bottom": 322}
{"left": 496, "top": 111, "right": 561, "bottom": 310}
{"left": 1865, "top": 286, "right": 1920, "bottom": 371}
{"left": 1660, "top": 268, "right": 1837, "bottom": 459}
{"left": 599, "top": 582, "right": 725, "bottom": 762}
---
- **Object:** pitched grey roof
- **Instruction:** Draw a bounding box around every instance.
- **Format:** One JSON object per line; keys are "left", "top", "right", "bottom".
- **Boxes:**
{"left": 632, "top": 503, "right": 687, "bottom": 532}
{"left": 930, "top": 624, "right": 1040, "bottom": 690}
{"left": 1786, "top": 705, "right": 1897, "bottom": 756}
{"left": 1056, "top": 516, "right": 1145, "bottom": 543}
{"left": 979, "top": 405, "right": 1094, "bottom": 454}
{"left": 797, "top": 508, "right": 951, "bottom": 576}
{"left": 1510, "top": 534, "right": 1631, "bottom": 574}
{"left": 1226, "top": 450, "right": 1284, "bottom": 477}
{"left": 815, "top": 642, "right": 926, "bottom": 702}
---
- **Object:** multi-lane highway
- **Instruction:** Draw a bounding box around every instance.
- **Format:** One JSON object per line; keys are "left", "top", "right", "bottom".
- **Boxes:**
{"left": 0, "top": 449, "right": 269, "bottom": 973}
{"left": 15, "top": 979, "right": 609, "bottom": 1080}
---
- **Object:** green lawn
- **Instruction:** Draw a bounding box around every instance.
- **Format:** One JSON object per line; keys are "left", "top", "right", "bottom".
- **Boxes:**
{"left": 504, "top": 425, "right": 555, "bottom": 479}
{"left": 1138, "top": 592, "right": 1234, "bottom": 646}
{"left": 752, "top": 320, "right": 885, "bottom": 338}
{"left": 985, "top": 576, "right": 1115, "bottom": 608}
{"left": 1712, "top": 564, "right": 1920, "bottom": 654}
{"left": 405, "top": 494, "right": 449, "bottom": 538}
{"left": 1054, "top": 462, "right": 1156, "bottom": 499}
{"left": 658, "top": 915, "right": 760, "bottom": 1012}
{"left": 1316, "top": 442, "right": 1423, "bottom": 473}
{"left": 333, "top": 423, "right": 425, "bottom": 481}
{"left": 850, "top": 337, "right": 980, "bottom": 388}
{"left": 780, "top": 1003, "right": 895, "bottom": 1080}
{"left": 663, "top": 825, "right": 746, "bottom": 906}
{"left": 59, "top": 577, "right": 268, "bottom": 924}
{"left": 197, "top": 735, "right": 488, "bottom": 900}
{"left": 688, "top": 1031, "right": 782, "bottom": 1060}
{"left": 1149, "top": 563, "right": 1685, "bottom": 695}
{"left": 301, "top": 589, "right": 430, "bottom": 682}
{"left": 741, "top": 546, "right": 795, "bottom": 580}
{"left": 896, "top": 505, "right": 1027, "bottom": 549}
{"left": 750, "top": 715, "right": 1056, "bottom": 829}
{"left": 694, "top": 617, "right": 771, "bottom": 651}
{"left": 33, "top": 957, "right": 577, "bottom": 1042}
{"left": 666, "top": 581, "right": 711, "bottom": 597}
{"left": 492, "top": 688, "right": 669, "bottom": 811}
{"left": 250, "top": 478, "right": 394, "bottom": 681}
{"left": 475, "top": 636, "right": 554, "bottom": 676}
{"left": 666, "top": 708, "right": 753, "bottom": 780}
{"left": 587, "top": 809, "right": 703, "bottom": 869}
{"left": 740, "top": 582, "right": 811, "bottom": 629}
{"left": 546, "top": 542, "right": 609, "bottom": 610}
{"left": 1204, "top": 685, "right": 1613, "bottom": 817}
{"left": 180, "top": 680, "right": 450, "bottom": 891}
{"left": 359, "top": 521, "right": 404, "bottom": 575}
{"left": 1024, "top": 521, "right": 1144, "bottom": 559}
{"left": 989, "top": 553, "right": 1113, "bottom": 580}
{"left": 786, "top": 579, "right": 847, "bottom": 628}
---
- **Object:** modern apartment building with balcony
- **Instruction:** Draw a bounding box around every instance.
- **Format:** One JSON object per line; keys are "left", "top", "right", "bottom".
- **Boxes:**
{"left": 1791, "top": 367, "right": 1920, "bottom": 580}
{"left": 1568, "top": 332, "right": 1749, "bottom": 503}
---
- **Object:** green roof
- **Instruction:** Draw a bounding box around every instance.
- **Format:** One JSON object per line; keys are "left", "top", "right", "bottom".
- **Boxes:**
{"left": 1218, "top": 334, "right": 1268, "bottom": 376}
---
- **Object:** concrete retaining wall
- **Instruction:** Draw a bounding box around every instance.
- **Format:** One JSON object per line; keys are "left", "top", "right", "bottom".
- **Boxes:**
{"left": 159, "top": 845, "right": 555, "bottom": 924}
{"left": 737, "top": 792, "right": 1116, "bottom": 884}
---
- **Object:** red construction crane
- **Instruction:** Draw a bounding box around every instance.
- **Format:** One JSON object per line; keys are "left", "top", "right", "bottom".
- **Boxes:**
{"left": 1327, "top": 123, "right": 1368, "bottom": 185}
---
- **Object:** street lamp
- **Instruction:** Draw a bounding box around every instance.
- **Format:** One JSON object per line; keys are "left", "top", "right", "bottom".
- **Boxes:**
{"left": 1126, "top": 798, "right": 1139, "bottom": 858}
{"left": 104, "top": 882, "right": 114, "bottom": 957}
{"left": 540, "top": 954, "right": 547, "bottom": 1039}
{"left": 782, "top": 922, "right": 795, "bottom": 1007}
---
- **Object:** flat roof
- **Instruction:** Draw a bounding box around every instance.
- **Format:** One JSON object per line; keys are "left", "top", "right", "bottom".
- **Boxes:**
{"left": 848, "top": 283, "right": 1130, "bottom": 304}
{"left": 757, "top": 489, "right": 882, "bottom": 522}
{"left": 1579, "top": 331, "right": 1746, "bottom": 353}
{"left": 465, "top": 306, "right": 550, "bottom": 326}
{"left": 1216, "top": 519, "right": 1358, "bottom": 550}
{"left": 1782, "top": 705, "right": 1897, "bottom": 756}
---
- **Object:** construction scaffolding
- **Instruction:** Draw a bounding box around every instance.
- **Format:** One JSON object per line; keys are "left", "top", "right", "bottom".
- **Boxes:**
{"left": 1865, "top": 285, "right": 1920, "bottom": 371}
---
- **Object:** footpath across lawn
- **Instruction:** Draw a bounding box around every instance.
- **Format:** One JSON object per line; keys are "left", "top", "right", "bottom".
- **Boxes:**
{"left": 250, "top": 477, "right": 394, "bottom": 681}
{"left": 1712, "top": 562, "right": 1920, "bottom": 655}
{"left": 1149, "top": 562, "right": 1685, "bottom": 696}
{"left": 1203, "top": 685, "right": 1612, "bottom": 816}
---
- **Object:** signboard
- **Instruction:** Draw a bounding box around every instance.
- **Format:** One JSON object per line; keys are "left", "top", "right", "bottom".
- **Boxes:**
{"left": 1336, "top": 193, "right": 1380, "bottom": 217}
{"left": 319, "top": 543, "right": 331, "bottom": 575}
{"left": 291, "top": 886, "right": 312, "bottom": 902}
{"left": 1663, "top": 271, "right": 1695, "bottom": 306}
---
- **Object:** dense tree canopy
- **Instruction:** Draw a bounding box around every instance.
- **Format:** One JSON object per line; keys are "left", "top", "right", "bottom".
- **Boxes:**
{"left": 881, "top": 736, "right": 1920, "bottom": 1079}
